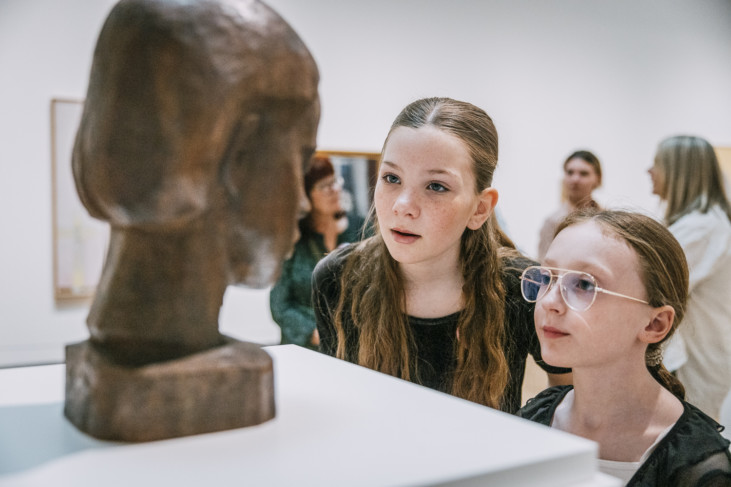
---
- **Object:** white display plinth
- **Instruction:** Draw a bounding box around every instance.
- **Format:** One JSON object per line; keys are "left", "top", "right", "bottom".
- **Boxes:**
{"left": 0, "top": 345, "right": 618, "bottom": 486}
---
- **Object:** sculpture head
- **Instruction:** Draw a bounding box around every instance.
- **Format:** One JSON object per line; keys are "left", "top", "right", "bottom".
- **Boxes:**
{"left": 73, "top": 0, "right": 320, "bottom": 287}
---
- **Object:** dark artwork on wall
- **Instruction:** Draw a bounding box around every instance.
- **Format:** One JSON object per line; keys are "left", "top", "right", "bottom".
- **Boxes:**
{"left": 64, "top": 0, "right": 320, "bottom": 442}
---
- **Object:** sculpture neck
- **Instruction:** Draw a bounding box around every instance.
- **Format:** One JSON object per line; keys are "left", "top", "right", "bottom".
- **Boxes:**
{"left": 87, "top": 219, "right": 228, "bottom": 365}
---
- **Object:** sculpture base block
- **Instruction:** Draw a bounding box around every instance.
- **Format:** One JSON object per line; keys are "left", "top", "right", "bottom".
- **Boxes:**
{"left": 64, "top": 337, "right": 275, "bottom": 442}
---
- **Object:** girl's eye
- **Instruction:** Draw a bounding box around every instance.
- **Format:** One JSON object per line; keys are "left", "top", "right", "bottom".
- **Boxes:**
{"left": 382, "top": 174, "right": 400, "bottom": 184}
{"left": 539, "top": 272, "right": 553, "bottom": 287}
{"left": 427, "top": 182, "right": 448, "bottom": 192}
{"left": 573, "top": 277, "right": 596, "bottom": 293}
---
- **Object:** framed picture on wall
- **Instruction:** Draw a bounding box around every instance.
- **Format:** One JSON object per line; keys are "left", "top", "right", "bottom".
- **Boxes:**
{"left": 715, "top": 146, "right": 731, "bottom": 182}
{"left": 314, "top": 150, "right": 380, "bottom": 220}
{"left": 51, "top": 98, "right": 109, "bottom": 301}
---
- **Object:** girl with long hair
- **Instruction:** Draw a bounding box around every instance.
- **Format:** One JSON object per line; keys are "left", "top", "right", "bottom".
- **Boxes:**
{"left": 313, "top": 97, "right": 566, "bottom": 412}
{"left": 518, "top": 209, "right": 731, "bottom": 486}
{"left": 648, "top": 135, "right": 731, "bottom": 419}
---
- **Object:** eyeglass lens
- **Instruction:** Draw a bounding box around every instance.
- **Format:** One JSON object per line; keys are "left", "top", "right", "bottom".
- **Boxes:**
{"left": 315, "top": 176, "right": 343, "bottom": 192}
{"left": 521, "top": 267, "right": 597, "bottom": 311}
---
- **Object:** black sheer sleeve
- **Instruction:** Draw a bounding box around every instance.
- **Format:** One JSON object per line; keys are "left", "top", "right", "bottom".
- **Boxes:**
{"left": 675, "top": 451, "right": 731, "bottom": 487}
{"left": 516, "top": 385, "right": 571, "bottom": 426}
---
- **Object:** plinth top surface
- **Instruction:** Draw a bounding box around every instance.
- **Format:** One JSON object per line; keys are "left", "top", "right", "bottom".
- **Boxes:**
{"left": 0, "top": 345, "right": 618, "bottom": 487}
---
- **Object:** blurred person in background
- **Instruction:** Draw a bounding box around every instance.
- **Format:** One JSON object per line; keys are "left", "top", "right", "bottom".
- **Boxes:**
{"left": 270, "top": 156, "right": 364, "bottom": 350}
{"left": 649, "top": 135, "right": 731, "bottom": 419}
{"left": 537, "top": 150, "right": 602, "bottom": 261}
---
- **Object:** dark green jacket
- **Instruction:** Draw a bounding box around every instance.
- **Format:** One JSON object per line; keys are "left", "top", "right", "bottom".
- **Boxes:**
{"left": 270, "top": 214, "right": 365, "bottom": 349}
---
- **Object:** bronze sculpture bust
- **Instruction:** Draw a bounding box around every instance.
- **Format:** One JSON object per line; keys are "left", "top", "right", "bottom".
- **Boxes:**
{"left": 64, "top": 0, "right": 319, "bottom": 441}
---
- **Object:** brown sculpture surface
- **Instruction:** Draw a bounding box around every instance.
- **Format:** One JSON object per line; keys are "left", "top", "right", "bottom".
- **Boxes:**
{"left": 64, "top": 0, "right": 319, "bottom": 442}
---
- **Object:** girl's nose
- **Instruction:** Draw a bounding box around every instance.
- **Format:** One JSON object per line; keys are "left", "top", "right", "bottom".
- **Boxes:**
{"left": 393, "top": 189, "right": 419, "bottom": 218}
{"left": 540, "top": 279, "right": 566, "bottom": 313}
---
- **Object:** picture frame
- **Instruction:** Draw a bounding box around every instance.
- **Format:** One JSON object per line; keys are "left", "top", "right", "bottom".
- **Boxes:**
{"left": 50, "top": 98, "right": 109, "bottom": 301}
{"left": 715, "top": 146, "right": 731, "bottom": 181}
{"left": 314, "top": 150, "right": 380, "bottom": 219}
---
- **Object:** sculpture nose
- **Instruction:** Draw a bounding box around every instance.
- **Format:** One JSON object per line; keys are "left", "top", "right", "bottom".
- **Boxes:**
{"left": 299, "top": 190, "right": 311, "bottom": 218}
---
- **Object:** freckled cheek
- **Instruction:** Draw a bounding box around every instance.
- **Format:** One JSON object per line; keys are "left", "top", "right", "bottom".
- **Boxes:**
{"left": 374, "top": 192, "right": 391, "bottom": 218}
{"left": 431, "top": 205, "right": 468, "bottom": 236}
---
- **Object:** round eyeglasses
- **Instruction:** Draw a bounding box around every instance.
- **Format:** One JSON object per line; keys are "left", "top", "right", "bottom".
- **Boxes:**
{"left": 520, "top": 266, "right": 649, "bottom": 312}
{"left": 313, "top": 176, "right": 344, "bottom": 193}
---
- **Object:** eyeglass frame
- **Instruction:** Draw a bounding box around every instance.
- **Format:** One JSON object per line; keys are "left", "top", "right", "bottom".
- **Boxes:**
{"left": 520, "top": 265, "right": 649, "bottom": 312}
{"left": 312, "top": 176, "right": 344, "bottom": 193}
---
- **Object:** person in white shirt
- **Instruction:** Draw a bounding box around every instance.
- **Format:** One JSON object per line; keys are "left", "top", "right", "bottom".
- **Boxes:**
{"left": 648, "top": 135, "right": 731, "bottom": 420}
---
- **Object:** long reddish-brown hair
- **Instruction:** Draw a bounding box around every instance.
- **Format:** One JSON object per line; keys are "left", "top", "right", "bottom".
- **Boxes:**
{"left": 332, "top": 97, "right": 510, "bottom": 408}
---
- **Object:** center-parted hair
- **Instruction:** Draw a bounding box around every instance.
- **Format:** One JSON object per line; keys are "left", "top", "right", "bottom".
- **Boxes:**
{"left": 332, "top": 97, "right": 510, "bottom": 409}
{"left": 557, "top": 209, "right": 689, "bottom": 399}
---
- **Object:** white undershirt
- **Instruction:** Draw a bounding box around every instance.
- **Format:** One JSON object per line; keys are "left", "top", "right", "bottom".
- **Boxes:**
{"left": 596, "top": 423, "right": 675, "bottom": 485}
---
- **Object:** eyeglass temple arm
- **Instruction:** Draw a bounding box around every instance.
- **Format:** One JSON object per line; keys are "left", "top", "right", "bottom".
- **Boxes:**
{"left": 596, "top": 287, "right": 649, "bottom": 305}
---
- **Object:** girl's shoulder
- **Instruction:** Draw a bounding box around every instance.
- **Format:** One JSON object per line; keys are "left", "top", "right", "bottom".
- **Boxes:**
{"left": 636, "top": 401, "right": 731, "bottom": 485}
{"left": 313, "top": 239, "right": 375, "bottom": 286}
{"left": 499, "top": 250, "right": 537, "bottom": 282}
{"left": 516, "top": 385, "right": 572, "bottom": 426}
{"left": 499, "top": 251, "right": 538, "bottom": 312}
{"left": 313, "top": 242, "right": 356, "bottom": 283}
{"left": 670, "top": 204, "right": 731, "bottom": 235}
{"left": 668, "top": 401, "right": 731, "bottom": 464}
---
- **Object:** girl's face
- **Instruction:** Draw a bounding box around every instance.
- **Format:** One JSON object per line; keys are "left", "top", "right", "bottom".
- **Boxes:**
{"left": 536, "top": 221, "right": 653, "bottom": 369}
{"left": 563, "top": 158, "right": 599, "bottom": 205}
{"left": 375, "top": 125, "right": 495, "bottom": 269}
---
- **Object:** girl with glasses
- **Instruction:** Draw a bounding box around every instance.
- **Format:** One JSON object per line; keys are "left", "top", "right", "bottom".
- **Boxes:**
{"left": 648, "top": 135, "right": 731, "bottom": 420}
{"left": 313, "top": 97, "right": 568, "bottom": 412}
{"left": 518, "top": 209, "right": 731, "bottom": 486}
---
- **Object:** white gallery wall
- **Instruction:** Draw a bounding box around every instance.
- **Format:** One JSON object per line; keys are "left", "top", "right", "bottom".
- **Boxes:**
{"left": 1, "top": 0, "right": 730, "bottom": 366}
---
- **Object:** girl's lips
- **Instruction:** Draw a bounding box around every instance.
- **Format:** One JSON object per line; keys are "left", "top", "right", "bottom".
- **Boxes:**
{"left": 391, "top": 228, "right": 421, "bottom": 244}
{"left": 542, "top": 326, "right": 569, "bottom": 339}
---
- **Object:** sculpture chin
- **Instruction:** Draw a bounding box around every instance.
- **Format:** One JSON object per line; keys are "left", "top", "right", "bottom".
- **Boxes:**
{"left": 239, "top": 266, "right": 281, "bottom": 289}
{"left": 231, "top": 231, "right": 292, "bottom": 288}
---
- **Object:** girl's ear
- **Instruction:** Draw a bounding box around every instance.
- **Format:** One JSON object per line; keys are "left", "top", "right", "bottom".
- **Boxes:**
{"left": 467, "top": 187, "right": 498, "bottom": 230}
{"left": 639, "top": 305, "right": 675, "bottom": 344}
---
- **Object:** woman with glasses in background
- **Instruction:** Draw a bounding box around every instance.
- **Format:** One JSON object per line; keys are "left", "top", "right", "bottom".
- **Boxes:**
{"left": 648, "top": 135, "right": 731, "bottom": 420}
{"left": 270, "top": 156, "right": 363, "bottom": 350}
{"left": 518, "top": 209, "right": 731, "bottom": 486}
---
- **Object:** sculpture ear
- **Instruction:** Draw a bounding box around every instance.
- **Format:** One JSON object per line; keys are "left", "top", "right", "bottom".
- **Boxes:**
{"left": 220, "top": 112, "right": 262, "bottom": 198}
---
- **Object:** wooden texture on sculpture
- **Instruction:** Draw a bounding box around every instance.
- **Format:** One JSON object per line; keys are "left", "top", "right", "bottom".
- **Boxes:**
{"left": 64, "top": 0, "right": 319, "bottom": 442}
